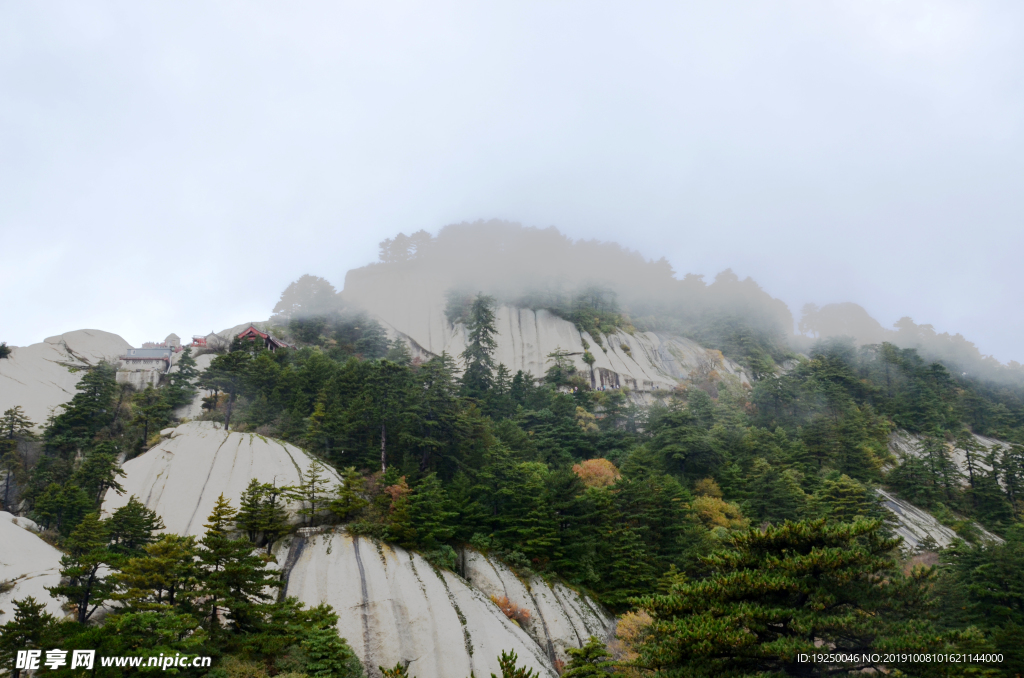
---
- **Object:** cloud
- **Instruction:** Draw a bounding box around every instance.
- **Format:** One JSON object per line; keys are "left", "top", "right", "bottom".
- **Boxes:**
{"left": 1, "top": 1, "right": 1022, "bottom": 362}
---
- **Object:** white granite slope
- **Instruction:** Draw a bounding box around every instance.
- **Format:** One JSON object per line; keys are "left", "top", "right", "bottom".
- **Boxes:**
{"left": 169, "top": 352, "right": 216, "bottom": 420}
{"left": 883, "top": 430, "right": 1009, "bottom": 548}
{"left": 877, "top": 488, "right": 1003, "bottom": 550}
{"left": 0, "top": 330, "right": 131, "bottom": 427}
{"left": 106, "top": 424, "right": 609, "bottom": 677}
{"left": 365, "top": 301, "right": 749, "bottom": 393}
{"left": 0, "top": 511, "right": 66, "bottom": 620}
{"left": 460, "top": 550, "right": 614, "bottom": 666}
{"left": 889, "top": 430, "right": 1010, "bottom": 478}
{"left": 875, "top": 489, "right": 961, "bottom": 551}
{"left": 102, "top": 422, "right": 340, "bottom": 536}
{"left": 279, "top": 532, "right": 559, "bottom": 678}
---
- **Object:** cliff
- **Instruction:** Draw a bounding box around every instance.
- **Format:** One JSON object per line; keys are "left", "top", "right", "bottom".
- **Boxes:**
{"left": 351, "top": 290, "right": 750, "bottom": 394}
{"left": 101, "top": 422, "right": 341, "bottom": 536}
{"left": 103, "top": 423, "right": 610, "bottom": 677}
{"left": 277, "top": 531, "right": 609, "bottom": 678}
{"left": 0, "top": 330, "right": 130, "bottom": 427}
{"left": 883, "top": 431, "right": 1006, "bottom": 549}
{"left": 0, "top": 511, "right": 65, "bottom": 620}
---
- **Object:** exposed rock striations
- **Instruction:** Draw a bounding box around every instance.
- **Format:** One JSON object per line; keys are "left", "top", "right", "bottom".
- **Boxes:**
{"left": 278, "top": 531, "right": 567, "bottom": 678}
{"left": 0, "top": 511, "right": 66, "bottom": 619}
{"left": 101, "top": 422, "right": 340, "bottom": 536}
{"left": 0, "top": 330, "right": 131, "bottom": 427}
{"left": 460, "top": 549, "right": 614, "bottom": 666}
{"left": 369, "top": 303, "right": 750, "bottom": 394}
{"left": 103, "top": 424, "right": 610, "bottom": 677}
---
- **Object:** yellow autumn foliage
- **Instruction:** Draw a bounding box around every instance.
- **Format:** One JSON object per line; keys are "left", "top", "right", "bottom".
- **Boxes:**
{"left": 693, "top": 477, "right": 723, "bottom": 498}
{"left": 574, "top": 406, "right": 599, "bottom": 433}
{"left": 691, "top": 495, "right": 748, "bottom": 530}
{"left": 572, "top": 458, "right": 621, "bottom": 488}
{"left": 608, "top": 609, "right": 653, "bottom": 675}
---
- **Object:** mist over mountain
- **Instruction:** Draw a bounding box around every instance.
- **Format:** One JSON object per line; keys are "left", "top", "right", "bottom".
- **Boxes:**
{"left": 7, "top": 225, "right": 1024, "bottom": 678}
{"left": 273, "top": 220, "right": 1023, "bottom": 392}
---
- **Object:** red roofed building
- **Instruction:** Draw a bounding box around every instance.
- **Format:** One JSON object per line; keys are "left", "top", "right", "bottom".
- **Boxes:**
{"left": 237, "top": 325, "right": 291, "bottom": 352}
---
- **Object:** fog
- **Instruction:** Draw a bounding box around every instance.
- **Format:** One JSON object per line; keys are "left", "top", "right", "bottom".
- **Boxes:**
{"left": 342, "top": 221, "right": 793, "bottom": 341}
{"left": 2, "top": 2, "right": 1023, "bottom": 363}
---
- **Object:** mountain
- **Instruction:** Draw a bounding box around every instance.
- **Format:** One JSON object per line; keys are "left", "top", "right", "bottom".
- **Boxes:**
{"left": 0, "top": 330, "right": 129, "bottom": 427}
{"left": 3, "top": 222, "right": 1024, "bottom": 677}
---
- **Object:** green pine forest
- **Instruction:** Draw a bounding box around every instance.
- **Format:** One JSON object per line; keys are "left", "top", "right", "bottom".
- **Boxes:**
{"left": 3, "top": 228, "right": 1024, "bottom": 678}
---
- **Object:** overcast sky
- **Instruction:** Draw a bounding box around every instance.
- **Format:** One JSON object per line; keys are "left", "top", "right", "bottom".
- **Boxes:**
{"left": 2, "top": 2, "right": 1022, "bottom": 362}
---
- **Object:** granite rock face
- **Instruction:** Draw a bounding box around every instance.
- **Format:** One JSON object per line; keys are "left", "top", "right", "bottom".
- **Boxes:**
{"left": 890, "top": 429, "right": 1010, "bottom": 480}
{"left": 0, "top": 329, "right": 131, "bottom": 427}
{"left": 459, "top": 549, "right": 614, "bottom": 666}
{"left": 881, "top": 430, "right": 1006, "bottom": 549}
{"left": 877, "top": 488, "right": 1001, "bottom": 550}
{"left": 102, "top": 422, "right": 340, "bottom": 536}
{"left": 278, "top": 532, "right": 610, "bottom": 678}
{"left": 357, "top": 299, "right": 749, "bottom": 394}
{"left": 169, "top": 352, "right": 216, "bottom": 420}
{"left": 0, "top": 511, "right": 66, "bottom": 620}
{"left": 106, "top": 424, "right": 610, "bottom": 677}
{"left": 875, "top": 489, "right": 962, "bottom": 551}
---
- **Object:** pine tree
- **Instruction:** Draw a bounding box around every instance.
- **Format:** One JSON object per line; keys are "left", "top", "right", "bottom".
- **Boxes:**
{"left": 590, "top": 485, "right": 656, "bottom": 607}
{"left": 239, "top": 478, "right": 270, "bottom": 543}
{"left": 304, "top": 393, "right": 331, "bottom": 454}
{"left": 104, "top": 607, "right": 207, "bottom": 667}
{"left": 809, "top": 474, "right": 885, "bottom": 524}
{"left": 379, "top": 663, "right": 410, "bottom": 678}
{"left": 886, "top": 454, "right": 942, "bottom": 508}
{"left": 409, "top": 473, "right": 456, "bottom": 550}
{"left": 415, "top": 352, "right": 464, "bottom": 472}
{"left": 631, "top": 518, "right": 981, "bottom": 677}
{"left": 939, "top": 526, "right": 1024, "bottom": 675}
{"left": 492, "top": 650, "right": 539, "bottom": 678}
{"left": 198, "top": 494, "right": 280, "bottom": 639}
{"left": 238, "top": 479, "right": 290, "bottom": 552}
{"left": 974, "top": 448, "right": 1014, "bottom": 526}
{"left": 510, "top": 370, "right": 536, "bottom": 409}
{"left": 285, "top": 460, "right": 333, "bottom": 526}
{"left": 742, "top": 458, "right": 806, "bottom": 524}
{"left": 328, "top": 467, "right": 369, "bottom": 522}
{"left": 487, "top": 363, "right": 515, "bottom": 420}
{"left": 999, "top": 444, "right": 1024, "bottom": 519}
{"left": 562, "top": 636, "right": 621, "bottom": 677}
{"left": 383, "top": 476, "right": 417, "bottom": 548}
{"left": 73, "top": 441, "right": 126, "bottom": 505}
{"left": 460, "top": 294, "right": 498, "bottom": 398}
{"left": 1, "top": 445, "right": 25, "bottom": 511}
{"left": 919, "top": 434, "right": 963, "bottom": 502}
{"left": 0, "top": 597, "right": 56, "bottom": 678}
{"left": 200, "top": 351, "right": 253, "bottom": 430}
{"left": 385, "top": 338, "right": 412, "bottom": 365}
{"left": 197, "top": 494, "right": 237, "bottom": 638}
{"left": 44, "top": 362, "right": 118, "bottom": 454}
{"left": 113, "top": 533, "right": 201, "bottom": 611}
{"left": 365, "top": 360, "right": 410, "bottom": 474}
{"left": 301, "top": 620, "right": 364, "bottom": 678}
{"left": 131, "top": 385, "right": 172, "bottom": 449}
{"left": 107, "top": 496, "right": 165, "bottom": 562}
{"left": 955, "top": 429, "right": 984, "bottom": 498}
{"left": 1, "top": 405, "right": 35, "bottom": 439}
{"left": 166, "top": 346, "right": 200, "bottom": 408}
{"left": 272, "top": 274, "right": 340, "bottom": 322}
{"left": 32, "top": 481, "right": 93, "bottom": 534}
{"left": 544, "top": 347, "right": 577, "bottom": 388}
{"left": 48, "top": 512, "right": 114, "bottom": 623}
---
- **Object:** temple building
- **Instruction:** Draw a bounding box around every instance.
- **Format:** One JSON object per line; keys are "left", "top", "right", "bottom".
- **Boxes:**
{"left": 117, "top": 333, "right": 183, "bottom": 388}
{"left": 237, "top": 325, "right": 291, "bottom": 351}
